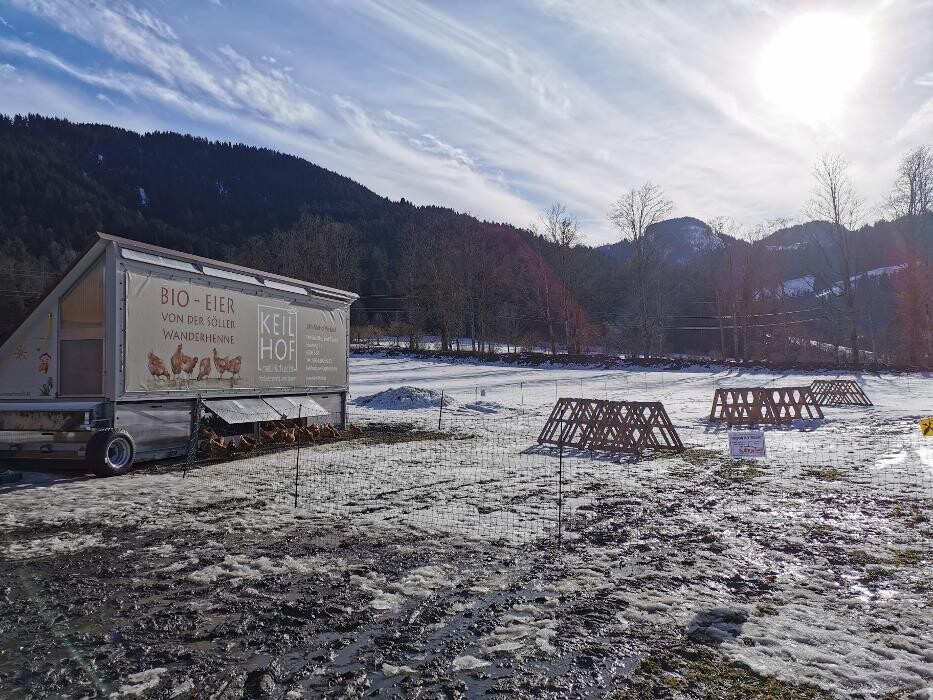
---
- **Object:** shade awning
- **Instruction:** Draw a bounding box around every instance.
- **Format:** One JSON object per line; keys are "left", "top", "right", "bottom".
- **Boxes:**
{"left": 262, "top": 395, "right": 330, "bottom": 420}
{"left": 203, "top": 398, "right": 283, "bottom": 424}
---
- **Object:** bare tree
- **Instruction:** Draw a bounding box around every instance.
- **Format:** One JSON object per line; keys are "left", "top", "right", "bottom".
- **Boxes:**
{"left": 538, "top": 202, "right": 581, "bottom": 248}
{"left": 805, "top": 154, "right": 865, "bottom": 367}
{"left": 529, "top": 239, "right": 558, "bottom": 355}
{"left": 530, "top": 203, "right": 581, "bottom": 354}
{"left": 884, "top": 144, "right": 933, "bottom": 366}
{"left": 608, "top": 183, "right": 673, "bottom": 358}
{"left": 399, "top": 221, "right": 464, "bottom": 351}
{"left": 706, "top": 216, "right": 740, "bottom": 359}
{"left": 237, "top": 214, "right": 361, "bottom": 291}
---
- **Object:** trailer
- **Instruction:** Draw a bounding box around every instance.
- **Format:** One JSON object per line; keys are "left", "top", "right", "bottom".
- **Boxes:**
{"left": 0, "top": 233, "right": 357, "bottom": 476}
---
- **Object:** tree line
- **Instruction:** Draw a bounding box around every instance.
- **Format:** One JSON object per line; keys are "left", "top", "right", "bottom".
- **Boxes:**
{"left": 0, "top": 115, "right": 929, "bottom": 367}
{"left": 371, "top": 145, "right": 931, "bottom": 368}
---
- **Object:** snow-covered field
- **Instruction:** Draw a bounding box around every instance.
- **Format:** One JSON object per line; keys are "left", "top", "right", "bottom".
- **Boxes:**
{"left": 1, "top": 356, "right": 931, "bottom": 698}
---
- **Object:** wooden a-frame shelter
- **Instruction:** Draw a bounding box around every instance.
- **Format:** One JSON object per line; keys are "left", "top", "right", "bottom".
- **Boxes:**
{"left": 537, "top": 398, "right": 684, "bottom": 454}
{"left": 810, "top": 380, "right": 872, "bottom": 406}
{"left": 709, "top": 386, "right": 823, "bottom": 425}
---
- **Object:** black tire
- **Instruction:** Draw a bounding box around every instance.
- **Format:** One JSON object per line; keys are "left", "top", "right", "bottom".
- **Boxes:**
{"left": 86, "top": 429, "right": 136, "bottom": 477}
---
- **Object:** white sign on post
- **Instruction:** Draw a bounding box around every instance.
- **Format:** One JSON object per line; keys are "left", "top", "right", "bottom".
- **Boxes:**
{"left": 729, "top": 430, "right": 766, "bottom": 458}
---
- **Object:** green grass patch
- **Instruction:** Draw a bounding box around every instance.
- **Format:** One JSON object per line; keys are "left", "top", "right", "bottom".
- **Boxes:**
{"left": 806, "top": 467, "right": 843, "bottom": 481}
{"left": 610, "top": 645, "right": 832, "bottom": 699}
{"left": 353, "top": 422, "right": 475, "bottom": 445}
{"left": 680, "top": 448, "right": 723, "bottom": 467}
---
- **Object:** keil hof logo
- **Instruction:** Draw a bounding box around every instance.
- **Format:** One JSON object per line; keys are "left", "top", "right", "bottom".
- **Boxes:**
{"left": 258, "top": 305, "right": 298, "bottom": 373}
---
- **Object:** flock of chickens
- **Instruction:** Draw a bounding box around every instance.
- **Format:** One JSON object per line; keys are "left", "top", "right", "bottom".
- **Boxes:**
{"left": 146, "top": 343, "right": 363, "bottom": 460}
{"left": 198, "top": 419, "right": 364, "bottom": 459}
{"left": 147, "top": 345, "right": 242, "bottom": 383}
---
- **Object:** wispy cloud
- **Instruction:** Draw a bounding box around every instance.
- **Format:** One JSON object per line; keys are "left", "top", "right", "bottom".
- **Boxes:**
{"left": 0, "top": 0, "right": 929, "bottom": 243}
{"left": 383, "top": 109, "right": 417, "bottom": 130}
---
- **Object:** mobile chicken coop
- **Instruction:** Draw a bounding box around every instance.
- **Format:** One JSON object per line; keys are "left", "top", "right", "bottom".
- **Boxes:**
{"left": 0, "top": 233, "right": 357, "bottom": 475}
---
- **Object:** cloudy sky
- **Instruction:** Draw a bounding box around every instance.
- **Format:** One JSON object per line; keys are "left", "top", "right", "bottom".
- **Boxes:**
{"left": 0, "top": 0, "right": 930, "bottom": 244}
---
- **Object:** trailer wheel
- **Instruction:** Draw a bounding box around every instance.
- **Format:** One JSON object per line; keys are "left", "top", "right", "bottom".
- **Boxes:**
{"left": 86, "top": 429, "right": 136, "bottom": 477}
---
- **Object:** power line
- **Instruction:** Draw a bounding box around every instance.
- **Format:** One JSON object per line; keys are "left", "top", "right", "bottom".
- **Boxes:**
{"left": 664, "top": 317, "right": 820, "bottom": 331}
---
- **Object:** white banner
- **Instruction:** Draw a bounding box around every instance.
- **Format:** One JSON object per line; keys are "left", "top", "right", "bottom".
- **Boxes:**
{"left": 124, "top": 271, "right": 347, "bottom": 392}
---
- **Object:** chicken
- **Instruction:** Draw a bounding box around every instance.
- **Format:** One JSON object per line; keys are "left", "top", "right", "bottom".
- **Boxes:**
{"left": 208, "top": 436, "right": 228, "bottom": 459}
{"left": 148, "top": 351, "right": 171, "bottom": 381}
{"left": 348, "top": 424, "right": 363, "bottom": 438}
{"left": 227, "top": 356, "right": 242, "bottom": 380}
{"left": 198, "top": 426, "right": 218, "bottom": 440}
{"left": 180, "top": 353, "right": 198, "bottom": 380}
{"left": 274, "top": 428, "right": 296, "bottom": 444}
{"left": 320, "top": 425, "right": 339, "bottom": 440}
{"left": 238, "top": 436, "right": 257, "bottom": 452}
{"left": 171, "top": 344, "right": 184, "bottom": 378}
{"left": 212, "top": 347, "right": 229, "bottom": 378}
{"left": 196, "top": 357, "right": 212, "bottom": 381}
{"left": 260, "top": 427, "right": 278, "bottom": 445}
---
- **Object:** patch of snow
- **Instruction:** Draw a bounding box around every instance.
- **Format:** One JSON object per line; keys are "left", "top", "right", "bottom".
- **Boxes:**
{"left": 780, "top": 275, "right": 815, "bottom": 297}
{"left": 757, "top": 275, "right": 815, "bottom": 299}
{"left": 352, "top": 565, "right": 457, "bottom": 614}
{"left": 145, "top": 543, "right": 175, "bottom": 556}
{"left": 382, "top": 662, "right": 416, "bottom": 676}
{"left": 169, "top": 679, "right": 194, "bottom": 697}
{"left": 452, "top": 654, "right": 490, "bottom": 671}
{"left": 111, "top": 667, "right": 167, "bottom": 696}
{"left": 459, "top": 400, "right": 507, "bottom": 414}
{"left": 482, "top": 601, "right": 559, "bottom": 657}
{"left": 137, "top": 187, "right": 149, "bottom": 207}
{"left": 817, "top": 264, "right": 908, "bottom": 298}
{"left": 187, "top": 554, "right": 329, "bottom": 584}
{"left": 3, "top": 534, "right": 104, "bottom": 560}
{"left": 688, "top": 224, "right": 724, "bottom": 252}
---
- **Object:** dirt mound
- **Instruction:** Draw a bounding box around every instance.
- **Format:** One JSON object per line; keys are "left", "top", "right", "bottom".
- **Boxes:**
{"left": 355, "top": 386, "right": 456, "bottom": 410}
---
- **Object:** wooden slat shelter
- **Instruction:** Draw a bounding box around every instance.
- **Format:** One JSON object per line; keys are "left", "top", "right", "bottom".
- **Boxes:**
{"left": 709, "top": 387, "right": 823, "bottom": 425}
{"left": 537, "top": 398, "right": 684, "bottom": 454}
{"left": 810, "top": 379, "right": 872, "bottom": 406}
{"left": 536, "top": 398, "right": 603, "bottom": 448}
{"left": 588, "top": 401, "right": 685, "bottom": 454}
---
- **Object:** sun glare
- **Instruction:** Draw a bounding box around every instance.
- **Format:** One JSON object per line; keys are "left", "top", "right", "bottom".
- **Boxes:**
{"left": 758, "top": 12, "right": 871, "bottom": 125}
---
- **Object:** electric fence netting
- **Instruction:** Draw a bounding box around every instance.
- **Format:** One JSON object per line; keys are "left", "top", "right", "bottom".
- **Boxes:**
{"left": 173, "top": 378, "right": 932, "bottom": 555}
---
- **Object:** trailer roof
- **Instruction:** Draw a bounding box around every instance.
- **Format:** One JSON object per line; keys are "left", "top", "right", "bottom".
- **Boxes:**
{"left": 98, "top": 232, "right": 359, "bottom": 304}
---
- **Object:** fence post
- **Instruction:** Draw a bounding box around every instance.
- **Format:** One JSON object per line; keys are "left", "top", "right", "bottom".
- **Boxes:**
{"left": 438, "top": 390, "right": 445, "bottom": 430}
{"left": 184, "top": 394, "right": 202, "bottom": 478}
{"left": 557, "top": 430, "right": 564, "bottom": 550}
{"left": 294, "top": 404, "right": 302, "bottom": 508}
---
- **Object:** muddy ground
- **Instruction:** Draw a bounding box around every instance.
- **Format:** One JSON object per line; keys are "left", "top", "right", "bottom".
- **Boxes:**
{"left": 0, "top": 471, "right": 846, "bottom": 700}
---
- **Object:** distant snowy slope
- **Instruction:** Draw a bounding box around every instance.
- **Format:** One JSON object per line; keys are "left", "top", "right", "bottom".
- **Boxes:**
{"left": 816, "top": 264, "right": 907, "bottom": 298}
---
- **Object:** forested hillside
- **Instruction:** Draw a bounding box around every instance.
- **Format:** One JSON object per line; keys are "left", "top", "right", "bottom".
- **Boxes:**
{"left": 1, "top": 115, "right": 930, "bottom": 367}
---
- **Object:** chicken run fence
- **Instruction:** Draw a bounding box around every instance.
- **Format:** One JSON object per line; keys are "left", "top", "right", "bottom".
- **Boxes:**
{"left": 173, "top": 393, "right": 933, "bottom": 552}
